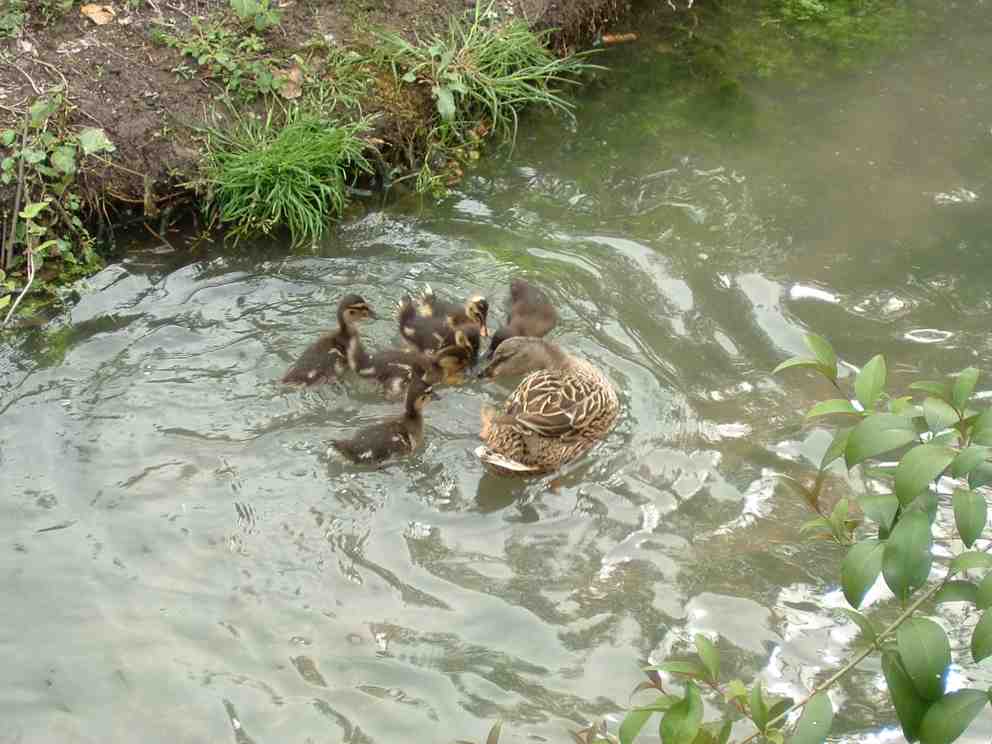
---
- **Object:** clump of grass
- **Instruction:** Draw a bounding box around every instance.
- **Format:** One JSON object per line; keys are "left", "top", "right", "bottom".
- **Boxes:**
{"left": 374, "top": 1, "right": 600, "bottom": 145}
{"left": 202, "top": 110, "right": 372, "bottom": 246}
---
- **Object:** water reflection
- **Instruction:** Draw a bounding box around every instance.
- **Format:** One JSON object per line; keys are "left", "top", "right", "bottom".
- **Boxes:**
{"left": 3, "top": 4, "right": 992, "bottom": 743}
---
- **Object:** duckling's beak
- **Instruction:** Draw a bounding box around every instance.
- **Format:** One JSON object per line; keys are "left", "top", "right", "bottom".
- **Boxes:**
{"left": 428, "top": 389, "right": 441, "bottom": 400}
{"left": 366, "top": 308, "right": 379, "bottom": 320}
{"left": 479, "top": 323, "right": 490, "bottom": 338}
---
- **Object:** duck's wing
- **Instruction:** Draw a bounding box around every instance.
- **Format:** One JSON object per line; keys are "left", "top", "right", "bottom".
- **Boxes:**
{"left": 501, "top": 370, "right": 603, "bottom": 439}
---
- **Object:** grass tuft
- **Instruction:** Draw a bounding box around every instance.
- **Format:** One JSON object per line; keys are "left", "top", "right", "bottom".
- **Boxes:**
{"left": 202, "top": 110, "right": 372, "bottom": 246}
{"left": 373, "top": 1, "right": 601, "bottom": 146}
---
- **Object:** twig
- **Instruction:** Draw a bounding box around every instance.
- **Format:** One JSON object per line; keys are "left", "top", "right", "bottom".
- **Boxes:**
{"left": 2, "top": 118, "right": 29, "bottom": 271}
{"left": 11, "top": 62, "right": 42, "bottom": 95}
{"left": 88, "top": 153, "right": 148, "bottom": 179}
{"left": 32, "top": 57, "right": 69, "bottom": 93}
{"left": 2, "top": 236, "right": 35, "bottom": 327}
{"left": 735, "top": 575, "right": 952, "bottom": 744}
{"left": 142, "top": 220, "right": 176, "bottom": 252}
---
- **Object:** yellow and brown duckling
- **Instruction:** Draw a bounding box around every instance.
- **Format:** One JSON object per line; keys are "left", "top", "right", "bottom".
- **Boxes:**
{"left": 432, "top": 328, "right": 476, "bottom": 384}
{"left": 397, "top": 293, "right": 488, "bottom": 359}
{"left": 486, "top": 278, "right": 558, "bottom": 358}
{"left": 329, "top": 376, "right": 439, "bottom": 465}
{"left": 474, "top": 337, "right": 619, "bottom": 475}
{"left": 281, "top": 294, "right": 377, "bottom": 385}
{"left": 415, "top": 285, "right": 490, "bottom": 333}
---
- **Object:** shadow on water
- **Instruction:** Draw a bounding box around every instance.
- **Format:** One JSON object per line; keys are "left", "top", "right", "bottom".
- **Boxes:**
{"left": 3, "top": 3, "right": 992, "bottom": 742}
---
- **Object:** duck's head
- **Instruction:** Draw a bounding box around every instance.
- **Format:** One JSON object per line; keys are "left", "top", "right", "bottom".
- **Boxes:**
{"left": 338, "top": 294, "right": 378, "bottom": 325}
{"left": 477, "top": 337, "right": 563, "bottom": 378}
{"left": 463, "top": 295, "right": 490, "bottom": 337}
{"left": 485, "top": 326, "right": 513, "bottom": 359}
{"left": 408, "top": 377, "right": 440, "bottom": 412}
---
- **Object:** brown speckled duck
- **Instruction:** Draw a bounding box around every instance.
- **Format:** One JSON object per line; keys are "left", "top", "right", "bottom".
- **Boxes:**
{"left": 329, "top": 376, "right": 438, "bottom": 464}
{"left": 486, "top": 278, "right": 558, "bottom": 358}
{"left": 474, "top": 337, "right": 619, "bottom": 475}
{"left": 397, "top": 293, "right": 488, "bottom": 359}
{"left": 281, "top": 294, "right": 377, "bottom": 385}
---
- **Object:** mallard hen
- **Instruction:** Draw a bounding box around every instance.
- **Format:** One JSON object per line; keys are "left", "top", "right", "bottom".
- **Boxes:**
{"left": 486, "top": 278, "right": 558, "bottom": 358}
{"left": 281, "top": 294, "right": 377, "bottom": 385}
{"left": 474, "top": 337, "right": 619, "bottom": 475}
{"left": 329, "top": 376, "right": 438, "bottom": 464}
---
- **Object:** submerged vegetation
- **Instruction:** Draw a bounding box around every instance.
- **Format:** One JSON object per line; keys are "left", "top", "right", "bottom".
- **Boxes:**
{"left": 606, "top": 335, "right": 992, "bottom": 744}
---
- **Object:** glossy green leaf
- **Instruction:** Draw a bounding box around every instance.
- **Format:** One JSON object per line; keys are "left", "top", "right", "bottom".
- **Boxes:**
{"left": 861, "top": 493, "right": 899, "bottom": 533}
{"left": 969, "top": 462, "right": 992, "bottom": 489}
{"left": 934, "top": 580, "right": 978, "bottom": 605}
{"left": 972, "top": 409, "right": 992, "bottom": 445}
{"left": 750, "top": 680, "right": 768, "bottom": 732}
{"left": 78, "top": 127, "right": 115, "bottom": 156}
{"left": 897, "top": 618, "right": 950, "bottom": 701}
{"left": 977, "top": 574, "right": 992, "bottom": 610}
{"left": 768, "top": 697, "right": 794, "bottom": 722}
{"left": 772, "top": 357, "right": 831, "bottom": 378}
{"left": 821, "top": 427, "right": 852, "bottom": 470}
{"left": 653, "top": 660, "right": 707, "bottom": 678}
{"left": 29, "top": 96, "right": 59, "bottom": 127}
{"left": 725, "top": 679, "right": 748, "bottom": 701}
{"left": 806, "top": 399, "right": 860, "bottom": 420}
{"left": 846, "top": 414, "right": 918, "bottom": 467}
{"left": 924, "top": 397, "right": 959, "bottom": 433}
{"left": 842, "top": 539, "right": 884, "bottom": 608}
{"left": 659, "top": 682, "right": 703, "bottom": 744}
{"left": 840, "top": 608, "right": 878, "bottom": 642}
{"left": 883, "top": 511, "right": 933, "bottom": 601}
{"left": 950, "top": 447, "right": 989, "bottom": 478}
{"left": 804, "top": 334, "right": 837, "bottom": 379}
{"left": 953, "top": 489, "right": 988, "bottom": 548}
{"left": 895, "top": 445, "right": 955, "bottom": 506}
{"left": 951, "top": 551, "right": 992, "bottom": 575}
{"left": 910, "top": 381, "right": 951, "bottom": 403}
{"left": 619, "top": 709, "right": 654, "bottom": 744}
{"left": 792, "top": 691, "right": 833, "bottom": 744}
{"left": 855, "top": 355, "right": 886, "bottom": 411}
{"left": 882, "top": 651, "right": 927, "bottom": 742}
{"left": 952, "top": 368, "right": 980, "bottom": 411}
{"left": 19, "top": 200, "right": 50, "bottom": 220}
{"left": 433, "top": 85, "right": 456, "bottom": 121}
{"left": 918, "top": 688, "right": 990, "bottom": 744}
{"left": 972, "top": 611, "right": 992, "bottom": 662}
{"left": 694, "top": 634, "right": 719, "bottom": 683}
{"left": 716, "top": 718, "right": 732, "bottom": 744}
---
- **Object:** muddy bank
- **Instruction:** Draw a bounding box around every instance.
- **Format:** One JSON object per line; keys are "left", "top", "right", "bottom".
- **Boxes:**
{"left": 0, "top": 0, "right": 628, "bottom": 216}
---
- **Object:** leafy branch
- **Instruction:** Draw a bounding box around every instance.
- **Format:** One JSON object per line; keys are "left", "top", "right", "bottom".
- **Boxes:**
{"left": 612, "top": 334, "right": 992, "bottom": 744}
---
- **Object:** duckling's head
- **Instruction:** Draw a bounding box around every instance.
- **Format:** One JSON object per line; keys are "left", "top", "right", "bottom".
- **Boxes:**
{"left": 478, "top": 337, "right": 564, "bottom": 379}
{"left": 464, "top": 295, "right": 490, "bottom": 337}
{"left": 407, "top": 379, "right": 440, "bottom": 413}
{"left": 338, "top": 294, "right": 377, "bottom": 325}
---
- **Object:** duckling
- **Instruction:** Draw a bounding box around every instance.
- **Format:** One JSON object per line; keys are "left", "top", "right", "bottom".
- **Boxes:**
{"left": 329, "top": 377, "right": 439, "bottom": 465}
{"left": 486, "top": 278, "right": 559, "bottom": 358}
{"left": 281, "top": 294, "right": 377, "bottom": 385}
{"left": 415, "top": 285, "right": 491, "bottom": 338}
{"left": 397, "top": 294, "right": 486, "bottom": 358}
{"left": 356, "top": 348, "right": 442, "bottom": 399}
{"left": 433, "top": 328, "right": 476, "bottom": 384}
{"left": 474, "top": 337, "right": 620, "bottom": 475}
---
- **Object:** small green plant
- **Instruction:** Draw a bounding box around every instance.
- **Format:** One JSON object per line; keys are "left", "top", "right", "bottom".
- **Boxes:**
{"left": 613, "top": 334, "right": 992, "bottom": 744}
{"left": 0, "top": 0, "right": 26, "bottom": 37}
{"left": 158, "top": 19, "right": 282, "bottom": 101}
{"left": 374, "top": 0, "right": 598, "bottom": 145}
{"left": 1, "top": 95, "right": 113, "bottom": 322}
{"left": 229, "top": 0, "right": 281, "bottom": 32}
{"left": 201, "top": 109, "right": 372, "bottom": 246}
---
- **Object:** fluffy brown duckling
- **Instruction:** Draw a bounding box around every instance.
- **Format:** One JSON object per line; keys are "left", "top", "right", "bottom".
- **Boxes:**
{"left": 281, "top": 294, "right": 377, "bottom": 385}
{"left": 432, "top": 328, "right": 476, "bottom": 384}
{"left": 329, "top": 377, "right": 439, "bottom": 465}
{"left": 397, "top": 294, "right": 487, "bottom": 359}
{"left": 356, "top": 348, "right": 442, "bottom": 399}
{"left": 475, "top": 337, "right": 619, "bottom": 475}
{"left": 486, "top": 278, "right": 558, "bottom": 358}
{"left": 415, "top": 285, "right": 491, "bottom": 337}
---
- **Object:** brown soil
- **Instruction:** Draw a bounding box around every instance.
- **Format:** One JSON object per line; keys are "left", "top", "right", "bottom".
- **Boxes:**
{"left": 0, "top": 0, "right": 628, "bottom": 217}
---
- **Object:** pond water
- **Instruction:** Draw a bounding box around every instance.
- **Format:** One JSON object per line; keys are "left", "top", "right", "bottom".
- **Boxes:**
{"left": 3, "top": 5, "right": 992, "bottom": 743}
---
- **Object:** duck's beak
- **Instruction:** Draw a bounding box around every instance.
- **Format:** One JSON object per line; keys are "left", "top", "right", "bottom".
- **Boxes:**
{"left": 479, "top": 323, "right": 490, "bottom": 338}
{"left": 428, "top": 389, "right": 441, "bottom": 400}
{"left": 476, "top": 363, "right": 494, "bottom": 379}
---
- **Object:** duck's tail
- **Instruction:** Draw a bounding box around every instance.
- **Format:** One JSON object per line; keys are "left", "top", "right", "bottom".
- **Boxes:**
{"left": 473, "top": 445, "right": 541, "bottom": 473}
{"left": 395, "top": 294, "right": 417, "bottom": 326}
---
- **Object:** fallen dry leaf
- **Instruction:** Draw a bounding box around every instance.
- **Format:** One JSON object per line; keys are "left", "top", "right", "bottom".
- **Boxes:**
{"left": 275, "top": 65, "right": 303, "bottom": 100}
{"left": 80, "top": 4, "right": 115, "bottom": 25}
